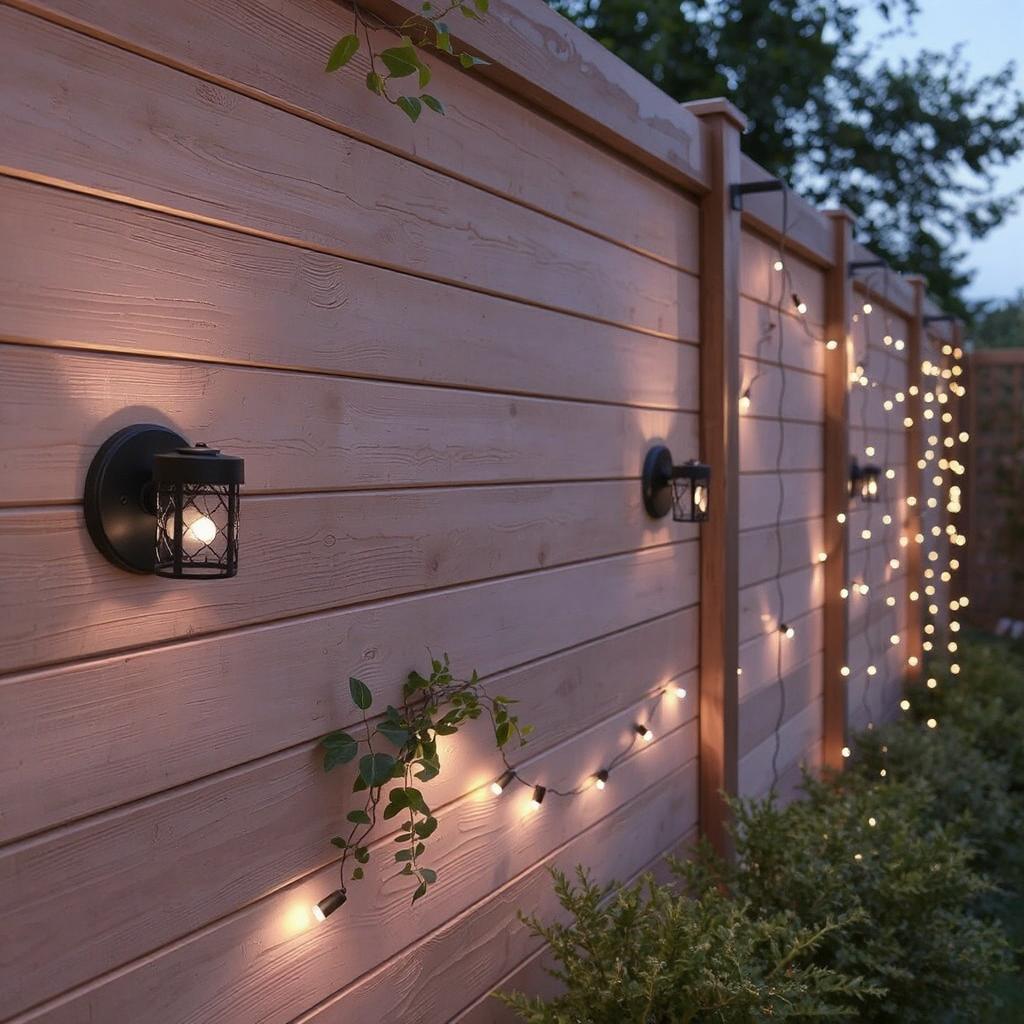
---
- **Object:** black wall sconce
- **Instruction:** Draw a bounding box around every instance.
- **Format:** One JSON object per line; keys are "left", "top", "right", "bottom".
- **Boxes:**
{"left": 84, "top": 424, "right": 244, "bottom": 579}
{"left": 849, "top": 457, "right": 881, "bottom": 504}
{"left": 642, "top": 446, "right": 711, "bottom": 522}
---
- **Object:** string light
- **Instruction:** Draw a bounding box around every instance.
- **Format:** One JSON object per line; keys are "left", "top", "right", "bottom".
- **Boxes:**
{"left": 491, "top": 770, "right": 515, "bottom": 796}
{"left": 530, "top": 784, "right": 547, "bottom": 807}
{"left": 634, "top": 724, "right": 654, "bottom": 743}
{"left": 594, "top": 770, "right": 609, "bottom": 791}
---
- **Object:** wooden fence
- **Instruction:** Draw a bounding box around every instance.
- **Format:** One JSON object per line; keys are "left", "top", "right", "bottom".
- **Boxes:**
{"left": 0, "top": 0, "right": 965, "bottom": 1020}
{"left": 965, "top": 348, "right": 1024, "bottom": 627}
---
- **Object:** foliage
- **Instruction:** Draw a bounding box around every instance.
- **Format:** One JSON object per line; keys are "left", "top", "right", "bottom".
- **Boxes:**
{"left": 970, "top": 291, "right": 1024, "bottom": 349}
{"left": 701, "top": 778, "right": 1012, "bottom": 1022}
{"left": 320, "top": 654, "right": 530, "bottom": 902}
{"left": 549, "top": 0, "right": 1024, "bottom": 315}
{"left": 499, "top": 866, "right": 880, "bottom": 1022}
{"left": 324, "top": 0, "right": 489, "bottom": 121}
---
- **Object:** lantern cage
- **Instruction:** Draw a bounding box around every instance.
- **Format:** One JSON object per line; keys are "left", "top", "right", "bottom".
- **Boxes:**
{"left": 84, "top": 424, "right": 243, "bottom": 578}
{"left": 154, "top": 445, "right": 243, "bottom": 579}
{"left": 849, "top": 457, "right": 881, "bottom": 504}
{"left": 642, "top": 446, "right": 711, "bottom": 523}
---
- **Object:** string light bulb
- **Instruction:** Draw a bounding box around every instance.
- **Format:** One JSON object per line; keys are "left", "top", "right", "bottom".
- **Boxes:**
{"left": 530, "top": 785, "right": 547, "bottom": 807}
{"left": 594, "top": 769, "right": 609, "bottom": 791}
{"left": 779, "top": 623, "right": 795, "bottom": 639}
{"left": 312, "top": 889, "right": 347, "bottom": 923}
{"left": 635, "top": 724, "right": 654, "bottom": 743}
{"left": 491, "top": 770, "right": 515, "bottom": 796}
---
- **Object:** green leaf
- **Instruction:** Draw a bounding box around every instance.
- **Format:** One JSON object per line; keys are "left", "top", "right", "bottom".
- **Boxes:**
{"left": 396, "top": 849, "right": 414, "bottom": 862}
{"left": 458, "top": 52, "right": 490, "bottom": 69}
{"left": 419, "top": 867, "right": 437, "bottom": 884}
{"left": 435, "top": 28, "right": 453, "bottom": 53}
{"left": 346, "top": 809, "right": 371, "bottom": 825}
{"left": 355, "top": 846, "right": 370, "bottom": 864}
{"left": 458, "top": 4, "right": 478, "bottom": 17}
{"left": 383, "top": 788, "right": 410, "bottom": 819}
{"left": 330, "top": 836, "right": 348, "bottom": 849}
{"left": 473, "top": 0, "right": 489, "bottom": 11}
{"left": 366, "top": 71, "right": 385, "bottom": 95}
{"left": 376, "top": 722, "right": 410, "bottom": 748}
{"left": 349, "top": 677, "right": 373, "bottom": 711}
{"left": 323, "top": 729, "right": 359, "bottom": 771}
{"left": 352, "top": 866, "right": 364, "bottom": 880}
{"left": 412, "top": 881, "right": 428, "bottom": 902}
{"left": 414, "top": 816, "right": 438, "bottom": 839}
{"left": 353, "top": 775, "right": 368, "bottom": 792}
{"left": 380, "top": 45, "right": 419, "bottom": 78}
{"left": 404, "top": 788, "right": 430, "bottom": 815}
{"left": 325, "top": 34, "right": 360, "bottom": 73}
{"left": 396, "top": 96, "right": 423, "bottom": 123}
{"left": 416, "top": 61, "right": 432, "bottom": 90}
{"left": 495, "top": 720, "right": 512, "bottom": 747}
{"left": 359, "top": 752, "right": 397, "bottom": 787}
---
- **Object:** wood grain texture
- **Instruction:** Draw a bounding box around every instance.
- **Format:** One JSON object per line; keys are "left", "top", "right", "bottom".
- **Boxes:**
{"left": 738, "top": 656, "right": 821, "bottom": 759}
{"left": 0, "top": 178, "right": 699, "bottom": 406}
{"left": 6, "top": 721, "right": 698, "bottom": 1024}
{"left": 693, "top": 107, "right": 742, "bottom": 859}
{"left": 0, "top": 483, "right": 689, "bottom": 671}
{"left": 739, "top": 296, "right": 825, "bottom": 375}
{"left": 0, "top": 344, "right": 698, "bottom": 506}
{"left": 739, "top": 517, "right": 825, "bottom": 588}
{"left": 739, "top": 471, "right": 823, "bottom": 531}
{"left": 738, "top": 605, "right": 823, "bottom": 703}
{"left": 0, "top": 669, "right": 698, "bottom": 1016}
{"left": 740, "top": 232, "right": 827, "bottom": 332}
{"left": 738, "top": 565, "right": 824, "bottom": 644}
{"left": 0, "top": 543, "right": 698, "bottom": 842}
{"left": 10, "top": 0, "right": 701, "bottom": 271}
{"left": 0, "top": 7, "right": 694, "bottom": 336}
{"left": 738, "top": 695, "right": 823, "bottom": 798}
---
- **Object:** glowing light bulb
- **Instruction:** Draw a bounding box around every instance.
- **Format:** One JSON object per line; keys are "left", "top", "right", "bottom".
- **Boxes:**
{"left": 926, "top": 718, "right": 937, "bottom": 729}
{"left": 908, "top": 656, "right": 919, "bottom": 667}
{"left": 959, "top": 431, "right": 969, "bottom": 443}
{"left": 841, "top": 746, "right": 851, "bottom": 759}
{"left": 862, "top": 302, "right": 873, "bottom": 314}
{"left": 671, "top": 684, "right": 688, "bottom": 700}
{"left": 837, "top": 512, "right": 847, "bottom": 524}
{"left": 867, "top": 665, "right": 877, "bottom": 676}
{"left": 890, "top": 634, "right": 900, "bottom": 646}
{"left": 739, "top": 390, "right": 752, "bottom": 413}
{"left": 868, "top": 816, "right": 877, "bottom": 827}
{"left": 635, "top": 724, "right": 654, "bottom": 743}
{"left": 865, "top": 446, "right": 875, "bottom": 457}
{"left": 817, "top": 551, "right": 828, "bottom": 563}
{"left": 780, "top": 624, "right": 795, "bottom": 639}
{"left": 840, "top": 587, "right": 850, "bottom": 599}
{"left": 903, "top": 417, "right": 914, "bottom": 428}
{"left": 826, "top": 338, "right": 838, "bottom": 350}
{"left": 861, "top": 528, "right": 871, "bottom": 541}
{"left": 951, "top": 663, "right": 961, "bottom": 675}
{"left": 884, "top": 399, "right": 894, "bottom": 411}
{"left": 773, "top": 258, "right": 784, "bottom": 272}
{"left": 841, "top": 665, "right": 850, "bottom": 677}
{"left": 491, "top": 770, "right": 515, "bottom": 796}
{"left": 594, "top": 770, "right": 609, "bottom": 791}
{"left": 530, "top": 785, "right": 547, "bottom": 807}
{"left": 900, "top": 699, "right": 911, "bottom": 711}
{"left": 889, "top": 558, "right": 900, "bottom": 570}
{"left": 927, "top": 677, "right": 937, "bottom": 689}
{"left": 882, "top": 513, "right": 892, "bottom": 524}
{"left": 886, "top": 596, "right": 896, "bottom": 607}
{"left": 313, "top": 889, "right": 347, "bottom": 922}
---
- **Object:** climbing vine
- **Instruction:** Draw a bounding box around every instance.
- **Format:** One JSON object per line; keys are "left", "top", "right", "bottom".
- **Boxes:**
{"left": 325, "top": 0, "right": 490, "bottom": 121}
{"left": 320, "top": 654, "right": 530, "bottom": 904}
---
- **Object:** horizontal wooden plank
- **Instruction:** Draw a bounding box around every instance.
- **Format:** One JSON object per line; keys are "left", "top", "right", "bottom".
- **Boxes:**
{"left": 6, "top": 718, "right": 698, "bottom": 1023}
{"left": 738, "top": 565, "right": 824, "bottom": 645}
{"left": 738, "top": 156, "right": 834, "bottom": 266}
{"left": 12, "top": 0, "right": 701, "bottom": 271}
{"left": 299, "top": 767, "right": 698, "bottom": 1024}
{"left": 738, "top": 656, "right": 821, "bottom": 758}
{"left": 0, "top": 178, "right": 699, "bottom": 406}
{"left": 0, "top": 344, "right": 699, "bottom": 505}
{"left": 0, "top": 661, "right": 698, "bottom": 1015}
{"left": 740, "top": 231, "right": 826, "bottom": 331}
{"left": 0, "top": 544, "right": 698, "bottom": 842}
{"left": 738, "top": 695, "right": 822, "bottom": 798}
{"left": 739, "top": 517, "right": 825, "bottom": 589}
{"left": 739, "top": 471, "right": 823, "bottom": 531}
{"left": 0, "top": 481, "right": 690, "bottom": 671}
{"left": 739, "top": 296, "right": 825, "bottom": 376}
{"left": 0, "top": 7, "right": 694, "bottom": 336}
{"left": 847, "top": 248, "right": 917, "bottom": 320}
{"left": 738, "top": 605, "right": 823, "bottom": 703}
{"left": 355, "top": 0, "right": 710, "bottom": 191}
{"left": 740, "top": 419, "right": 822, "bottom": 473}
{"left": 739, "top": 356, "right": 823, "bottom": 423}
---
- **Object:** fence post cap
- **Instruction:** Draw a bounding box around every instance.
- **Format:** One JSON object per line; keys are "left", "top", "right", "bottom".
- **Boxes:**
{"left": 681, "top": 97, "right": 747, "bottom": 131}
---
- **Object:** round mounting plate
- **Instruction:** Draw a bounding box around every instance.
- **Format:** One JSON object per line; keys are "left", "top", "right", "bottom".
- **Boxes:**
{"left": 641, "top": 445, "right": 674, "bottom": 519}
{"left": 84, "top": 424, "right": 189, "bottom": 573}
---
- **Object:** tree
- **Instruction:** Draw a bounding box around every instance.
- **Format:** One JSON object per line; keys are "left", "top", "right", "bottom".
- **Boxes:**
{"left": 970, "top": 291, "right": 1024, "bottom": 348}
{"left": 550, "top": 0, "right": 1024, "bottom": 317}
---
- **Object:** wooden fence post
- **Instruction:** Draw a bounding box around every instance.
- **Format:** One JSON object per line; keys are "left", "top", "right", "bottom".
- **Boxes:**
{"left": 904, "top": 276, "right": 926, "bottom": 682}
{"left": 822, "top": 211, "right": 853, "bottom": 769}
{"left": 683, "top": 99, "right": 744, "bottom": 859}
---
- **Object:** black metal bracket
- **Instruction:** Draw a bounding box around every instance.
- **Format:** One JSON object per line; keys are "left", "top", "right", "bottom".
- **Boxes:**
{"left": 729, "top": 179, "right": 784, "bottom": 211}
{"left": 923, "top": 314, "right": 956, "bottom": 325}
{"left": 848, "top": 259, "right": 886, "bottom": 277}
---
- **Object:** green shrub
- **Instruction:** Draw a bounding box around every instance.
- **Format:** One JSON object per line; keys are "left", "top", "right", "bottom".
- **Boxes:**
{"left": 499, "top": 867, "right": 880, "bottom": 1022}
{"left": 699, "top": 778, "right": 1012, "bottom": 1023}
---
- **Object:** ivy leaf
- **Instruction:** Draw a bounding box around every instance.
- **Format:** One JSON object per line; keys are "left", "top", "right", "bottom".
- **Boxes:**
{"left": 435, "top": 27, "right": 453, "bottom": 54}
{"left": 412, "top": 881, "right": 428, "bottom": 902}
{"left": 419, "top": 867, "right": 437, "bottom": 884}
{"left": 414, "top": 816, "right": 438, "bottom": 838}
{"left": 380, "top": 45, "right": 419, "bottom": 78}
{"left": 359, "top": 752, "right": 397, "bottom": 787}
{"left": 352, "top": 775, "right": 368, "bottom": 792}
{"left": 376, "top": 722, "right": 410, "bottom": 748}
{"left": 396, "top": 96, "right": 423, "bottom": 123}
{"left": 473, "top": 0, "right": 489, "bottom": 11}
{"left": 415, "top": 755, "right": 440, "bottom": 782}
{"left": 330, "top": 836, "right": 348, "bottom": 848}
{"left": 495, "top": 720, "right": 512, "bottom": 747}
{"left": 323, "top": 730, "right": 359, "bottom": 770}
{"left": 366, "top": 71, "right": 384, "bottom": 95}
{"left": 352, "top": 866, "right": 364, "bottom": 880}
{"left": 347, "top": 809, "right": 371, "bottom": 825}
{"left": 383, "top": 789, "right": 410, "bottom": 819}
{"left": 396, "top": 849, "right": 414, "bottom": 862}
{"left": 458, "top": 4, "right": 479, "bottom": 17}
{"left": 459, "top": 52, "right": 490, "bottom": 69}
{"left": 325, "top": 34, "right": 360, "bottom": 73}
{"left": 355, "top": 846, "right": 370, "bottom": 864}
{"left": 349, "top": 677, "right": 373, "bottom": 710}
{"left": 404, "top": 788, "right": 430, "bottom": 815}
{"left": 417, "top": 62, "right": 432, "bottom": 90}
